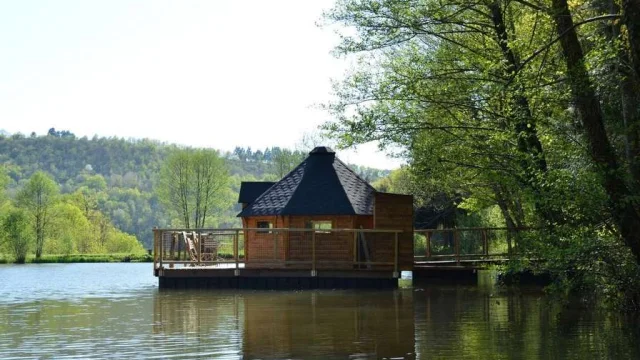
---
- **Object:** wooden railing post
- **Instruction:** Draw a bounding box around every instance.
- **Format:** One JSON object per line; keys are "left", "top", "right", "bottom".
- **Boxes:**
{"left": 234, "top": 230, "right": 239, "bottom": 270}
{"left": 195, "top": 231, "right": 201, "bottom": 266}
{"left": 153, "top": 228, "right": 158, "bottom": 270}
{"left": 426, "top": 231, "right": 432, "bottom": 258}
{"left": 507, "top": 229, "right": 513, "bottom": 257}
{"left": 394, "top": 231, "right": 399, "bottom": 278}
{"left": 273, "top": 229, "right": 278, "bottom": 262}
{"left": 353, "top": 230, "right": 358, "bottom": 265}
{"left": 311, "top": 230, "right": 316, "bottom": 276}
{"left": 482, "top": 229, "right": 488, "bottom": 258}
{"left": 158, "top": 229, "right": 163, "bottom": 270}
{"left": 454, "top": 230, "right": 460, "bottom": 265}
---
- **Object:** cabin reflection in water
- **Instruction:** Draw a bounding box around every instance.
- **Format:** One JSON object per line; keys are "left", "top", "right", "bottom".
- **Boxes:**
{"left": 153, "top": 290, "right": 415, "bottom": 359}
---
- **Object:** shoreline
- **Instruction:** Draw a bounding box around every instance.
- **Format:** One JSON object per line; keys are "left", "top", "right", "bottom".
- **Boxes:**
{"left": 0, "top": 253, "right": 153, "bottom": 264}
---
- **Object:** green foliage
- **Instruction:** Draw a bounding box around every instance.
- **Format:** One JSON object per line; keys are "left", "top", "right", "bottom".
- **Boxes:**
{"left": 47, "top": 202, "right": 90, "bottom": 255}
{"left": 158, "top": 148, "right": 231, "bottom": 229}
{"left": 2, "top": 208, "right": 31, "bottom": 263}
{"left": 0, "top": 133, "right": 391, "bottom": 261}
{"left": 323, "top": 0, "right": 640, "bottom": 307}
{"left": 16, "top": 171, "right": 59, "bottom": 259}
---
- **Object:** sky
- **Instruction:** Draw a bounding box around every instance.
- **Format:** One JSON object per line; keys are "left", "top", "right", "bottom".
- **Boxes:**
{"left": 0, "top": 0, "right": 403, "bottom": 169}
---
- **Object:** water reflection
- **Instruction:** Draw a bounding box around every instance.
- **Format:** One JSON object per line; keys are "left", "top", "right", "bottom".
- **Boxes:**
{"left": 412, "top": 281, "right": 640, "bottom": 360}
{"left": 153, "top": 290, "right": 415, "bottom": 359}
{"left": 0, "top": 264, "right": 639, "bottom": 359}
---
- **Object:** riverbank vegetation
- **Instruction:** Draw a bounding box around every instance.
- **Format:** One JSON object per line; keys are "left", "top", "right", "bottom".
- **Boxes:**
{"left": 323, "top": 0, "right": 640, "bottom": 309}
{"left": 0, "top": 133, "right": 388, "bottom": 263}
{"left": 0, "top": 253, "right": 152, "bottom": 264}
{"left": 0, "top": 169, "right": 147, "bottom": 263}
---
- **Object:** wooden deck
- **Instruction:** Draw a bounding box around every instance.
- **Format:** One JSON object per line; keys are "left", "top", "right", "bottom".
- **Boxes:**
{"left": 153, "top": 227, "right": 532, "bottom": 288}
{"left": 153, "top": 228, "right": 406, "bottom": 289}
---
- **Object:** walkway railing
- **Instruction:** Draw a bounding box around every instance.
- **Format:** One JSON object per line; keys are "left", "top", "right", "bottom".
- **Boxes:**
{"left": 414, "top": 227, "right": 534, "bottom": 264}
{"left": 153, "top": 228, "right": 404, "bottom": 275}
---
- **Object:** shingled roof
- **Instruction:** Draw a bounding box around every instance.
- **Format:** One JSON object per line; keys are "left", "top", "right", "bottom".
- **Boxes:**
{"left": 237, "top": 146, "right": 376, "bottom": 217}
{"left": 238, "top": 182, "right": 276, "bottom": 204}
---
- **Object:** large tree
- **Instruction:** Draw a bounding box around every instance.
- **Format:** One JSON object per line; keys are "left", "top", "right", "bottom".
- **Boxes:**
{"left": 158, "top": 148, "right": 230, "bottom": 229}
{"left": 16, "top": 171, "right": 59, "bottom": 259}
{"left": 322, "top": 0, "right": 640, "bottom": 302}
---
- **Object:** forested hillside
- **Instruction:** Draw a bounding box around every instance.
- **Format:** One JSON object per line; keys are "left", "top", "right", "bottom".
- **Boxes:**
{"left": 0, "top": 130, "right": 389, "bottom": 248}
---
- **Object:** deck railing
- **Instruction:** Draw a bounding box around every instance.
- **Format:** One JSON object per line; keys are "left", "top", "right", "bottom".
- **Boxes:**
{"left": 153, "top": 228, "right": 403, "bottom": 275}
{"left": 414, "top": 227, "right": 535, "bottom": 264}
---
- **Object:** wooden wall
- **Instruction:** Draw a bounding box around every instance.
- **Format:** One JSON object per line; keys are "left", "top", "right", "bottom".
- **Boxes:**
{"left": 287, "top": 215, "right": 354, "bottom": 266}
{"left": 244, "top": 216, "right": 287, "bottom": 262}
{"left": 241, "top": 195, "right": 413, "bottom": 271}
{"left": 374, "top": 192, "right": 414, "bottom": 270}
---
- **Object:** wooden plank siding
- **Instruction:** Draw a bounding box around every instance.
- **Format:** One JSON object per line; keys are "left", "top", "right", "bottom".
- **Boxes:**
{"left": 244, "top": 216, "right": 287, "bottom": 263}
{"left": 374, "top": 192, "right": 414, "bottom": 270}
{"left": 287, "top": 215, "right": 354, "bottom": 267}
{"left": 242, "top": 202, "right": 411, "bottom": 271}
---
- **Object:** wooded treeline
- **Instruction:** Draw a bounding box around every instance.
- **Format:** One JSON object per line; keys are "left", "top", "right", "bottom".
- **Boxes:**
{"left": 323, "top": 0, "right": 640, "bottom": 307}
{"left": 0, "top": 131, "right": 389, "bottom": 254}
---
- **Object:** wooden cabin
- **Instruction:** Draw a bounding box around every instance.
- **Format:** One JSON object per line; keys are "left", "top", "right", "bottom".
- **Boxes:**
{"left": 238, "top": 146, "right": 414, "bottom": 270}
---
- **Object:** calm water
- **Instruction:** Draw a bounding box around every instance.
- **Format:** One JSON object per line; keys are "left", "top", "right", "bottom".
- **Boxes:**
{"left": 0, "top": 264, "right": 638, "bottom": 359}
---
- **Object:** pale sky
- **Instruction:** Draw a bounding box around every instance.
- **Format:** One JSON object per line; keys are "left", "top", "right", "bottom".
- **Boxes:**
{"left": 0, "top": 0, "right": 403, "bottom": 169}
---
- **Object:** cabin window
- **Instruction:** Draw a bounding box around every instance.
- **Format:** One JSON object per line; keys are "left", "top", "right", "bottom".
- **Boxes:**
{"left": 256, "top": 221, "right": 273, "bottom": 233}
{"left": 311, "top": 220, "right": 332, "bottom": 233}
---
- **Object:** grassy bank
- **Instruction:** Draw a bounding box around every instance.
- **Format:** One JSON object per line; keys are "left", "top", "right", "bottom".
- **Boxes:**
{"left": 0, "top": 253, "right": 153, "bottom": 264}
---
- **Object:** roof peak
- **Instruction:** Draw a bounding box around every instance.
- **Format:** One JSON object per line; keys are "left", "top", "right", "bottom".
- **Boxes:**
{"left": 309, "top": 146, "right": 335, "bottom": 155}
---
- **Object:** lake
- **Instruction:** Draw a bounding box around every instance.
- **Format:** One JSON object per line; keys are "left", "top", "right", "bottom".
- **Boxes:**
{"left": 0, "top": 263, "right": 638, "bottom": 359}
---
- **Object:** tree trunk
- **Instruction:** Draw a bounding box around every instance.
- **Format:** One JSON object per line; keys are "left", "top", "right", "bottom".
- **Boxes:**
{"left": 488, "top": 2, "right": 559, "bottom": 224}
{"left": 551, "top": 0, "right": 640, "bottom": 263}
{"left": 488, "top": 2, "right": 548, "bottom": 174}
{"left": 622, "top": 0, "right": 640, "bottom": 81}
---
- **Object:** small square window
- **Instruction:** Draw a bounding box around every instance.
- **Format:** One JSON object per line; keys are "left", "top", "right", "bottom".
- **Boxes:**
{"left": 256, "top": 221, "right": 273, "bottom": 233}
{"left": 311, "top": 220, "right": 332, "bottom": 233}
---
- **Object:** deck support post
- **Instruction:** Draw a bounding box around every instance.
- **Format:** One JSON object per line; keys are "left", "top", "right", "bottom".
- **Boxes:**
{"left": 426, "top": 231, "right": 432, "bottom": 258}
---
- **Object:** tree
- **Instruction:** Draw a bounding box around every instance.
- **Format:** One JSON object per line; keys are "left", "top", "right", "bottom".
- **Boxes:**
{"left": 549, "top": 0, "right": 640, "bottom": 264}
{"left": 16, "top": 171, "right": 59, "bottom": 259}
{"left": 321, "top": 0, "right": 640, "bottom": 304}
{"left": 272, "top": 148, "right": 304, "bottom": 178}
{"left": 158, "top": 148, "right": 230, "bottom": 229}
{"left": 48, "top": 202, "right": 91, "bottom": 255}
{"left": 0, "top": 166, "right": 9, "bottom": 207}
{"left": 2, "top": 208, "right": 31, "bottom": 263}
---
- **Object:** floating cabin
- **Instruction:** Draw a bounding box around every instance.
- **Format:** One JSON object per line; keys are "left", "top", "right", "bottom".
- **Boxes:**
{"left": 238, "top": 146, "right": 413, "bottom": 271}
{"left": 154, "top": 146, "right": 414, "bottom": 289}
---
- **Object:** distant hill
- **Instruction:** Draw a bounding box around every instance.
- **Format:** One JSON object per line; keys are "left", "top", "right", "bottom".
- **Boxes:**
{"left": 0, "top": 131, "right": 390, "bottom": 247}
